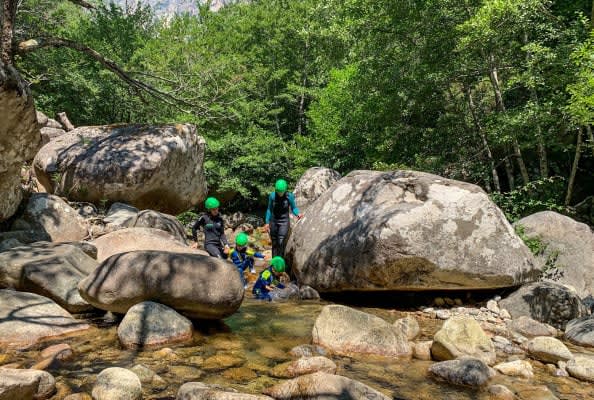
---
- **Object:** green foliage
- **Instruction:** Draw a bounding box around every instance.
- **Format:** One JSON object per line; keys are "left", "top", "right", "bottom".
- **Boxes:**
{"left": 491, "top": 177, "right": 568, "bottom": 221}
{"left": 177, "top": 210, "right": 199, "bottom": 228}
{"left": 514, "top": 224, "right": 547, "bottom": 255}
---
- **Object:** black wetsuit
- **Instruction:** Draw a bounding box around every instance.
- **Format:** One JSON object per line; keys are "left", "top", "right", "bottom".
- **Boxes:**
{"left": 265, "top": 192, "right": 299, "bottom": 257}
{"left": 192, "top": 213, "right": 228, "bottom": 258}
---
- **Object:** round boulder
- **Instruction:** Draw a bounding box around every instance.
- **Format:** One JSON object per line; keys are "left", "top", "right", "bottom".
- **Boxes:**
{"left": 33, "top": 124, "right": 207, "bottom": 214}
{"left": 92, "top": 368, "right": 141, "bottom": 400}
{"left": 431, "top": 316, "right": 496, "bottom": 365}
{"left": 78, "top": 251, "right": 244, "bottom": 319}
{"left": 293, "top": 167, "right": 341, "bottom": 210}
{"left": 129, "top": 210, "right": 188, "bottom": 244}
{"left": 286, "top": 170, "right": 539, "bottom": 292}
{"left": 312, "top": 304, "right": 411, "bottom": 358}
{"left": 117, "top": 301, "right": 193, "bottom": 349}
{"left": 429, "top": 358, "right": 495, "bottom": 387}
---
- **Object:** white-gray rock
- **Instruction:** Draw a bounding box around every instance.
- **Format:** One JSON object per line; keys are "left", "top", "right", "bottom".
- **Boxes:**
{"left": 525, "top": 336, "right": 573, "bottom": 363}
{"left": 431, "top": 316, "right": 496, "bottom": 365}
{"left": 92, "top": 367, "right": 141, "bottom": 400}
{"left": 0, "top": 368, "right": 55, "bottom": 400}
{"left": 293, "top": 167, "right": 341, "bottom": 210}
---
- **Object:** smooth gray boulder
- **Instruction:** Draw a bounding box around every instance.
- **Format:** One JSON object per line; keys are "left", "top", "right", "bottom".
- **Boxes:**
{"left": 0, "top": 242, "right": 98, "bottom": 312}
{"left": 312, "top": 304, "right": 411, "bottom": 358}
{"left": 566, "top": 355, "right": 594, "bottom": 383}
{"left": 11, "top": 194, "right": 88, "bottom": 242}
{"left": 506, "top": 316, "right": 557, "bottom": 338}
{"left": 0, "top": 290, "right": 89, "bottom": 349}
{"left": 565, "top": 316, "right": 594, "bottom": 347}
{"left": 262, "top": 372, "right": 390, "bottom": 400}
{"left": 117, "top": 301, "right": 193, "bottom": 348}
{"left": 129, "top": 210, "right": 188, "bottom": 245}
{"left": 429, "top": 358, "right": 495, "bottom": 387}
{"left": 515, "top": 211, "right": 594, "bottom": 298}
{"left": 0, "top": 63, "right": 41, "bottom": 222}
{"left": 92, "top": 368, "right": 141, "bottom": 400}
{"left": 104, "top": 202, "right": 139, "bottom": 229}
{"left": 499, "top": 281, "right": 587, "bottom": 329}
{"left": 287, "top": 170, "right": 539, "bottom": 292}
{"left": 294, "top": 167, "right": 341, "bottom": 210}
{"left": 0, "top": 368, "right": 55, "bottom": 400}
{"left": 431, "top": 316, "right": 496, "bottom": 365}
{"left": 79, "top": 251, "right": 244, "bottom": 319}
{"left": 33, "top": 124, "right": 207, "bottom": 214}
{"left": 524, "top": 337, "right": 573, "bottom": 363}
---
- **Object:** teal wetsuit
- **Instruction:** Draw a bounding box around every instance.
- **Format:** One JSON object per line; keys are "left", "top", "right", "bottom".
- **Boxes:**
{"left": 265, "top": 192, "right": 299, "bottom": 257}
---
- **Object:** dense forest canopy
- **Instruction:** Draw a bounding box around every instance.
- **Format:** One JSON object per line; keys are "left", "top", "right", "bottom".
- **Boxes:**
{"left": 9, "top": 0, "right": 594, "bottom": 219}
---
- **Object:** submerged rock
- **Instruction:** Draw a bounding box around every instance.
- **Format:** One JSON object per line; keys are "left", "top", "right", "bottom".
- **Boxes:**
{"left": 287, "top": 170, "right": 539, "bottom": 292}
{"left": 79, "top": 251, "right": 244, "bottom": 319}
{"left": 117, "top": 301, "right": 193, "bottom": 348}
{"left": 271, "top": 356, "right": 337, "bottom": 378}
{"left": 92, "top": 368, "right": 141, "bottom": 400}
{"left": 262, "top": 371, "right": 390, "bottom": 400}
{"left": 312, "top": 304, "right": 411, "bottom": 358}
{"left": 429, "top": 358, "right": 495, "bottom": 387}
{"left": 177, "top": 382, "right": 273, "bottom": 400}
{"left": 0, "top": 368, "right": 55, "bottom": 400}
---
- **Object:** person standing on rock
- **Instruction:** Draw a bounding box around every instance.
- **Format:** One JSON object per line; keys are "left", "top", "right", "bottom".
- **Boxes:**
{"left": 263, "top": 179, "right": 302, "bottom": 258}
{"left": 191, "top": 197, "right": 230, "bottom": 258}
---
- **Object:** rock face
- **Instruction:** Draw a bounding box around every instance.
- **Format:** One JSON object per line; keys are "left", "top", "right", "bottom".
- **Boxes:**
{"left": 78, "top": 251, "right": 244, "bottom": 319}
{"left": 431, "top": 316, "right": 496, "bottom": 365}
{"left": 564, "top": 316, "right": 594, "bottom": 347}
{"left": 262, "top": 372, "right": 390, "bottom": 400}
{"left": 293, "top": 167, "right": 341, "bottom": 210}
{"left": 0, "top": 63, "right": 42, "bottom": 222}
{"left": 286, "top": 170, "right": 539, "bottom": 292}
{"left": 515, "top": 211, "right": 594, "bottom": 298}
{"left": 0, "top": 368, "right": 56, "bottom": 400}
{"left": 499, "top": 281, "right": 587, "bottom": 329}
{"left": 11, "top": 194, "right": 88, "bottom": 242}
{"left": 312, "top": 304, "right": 411, "bottom": 357}
{"left": 429, "top": 358, "right": 495, "bottom": 387}
{"left": 0, "top": 242, "right": 98, "bottom": 312}
{"left": 90, "top": 228, "right": 204, "bottom": 262}
{"left": 0, "top": 289, "right": 90, "bottom": 349}
{"left": 117, "top": 301, "right": 193, "bottom": 348}
{"left": 33, "top": 124, "right": 207, "bottom": 214}
{"left": 129, "top": 210, "right": 188, "bottom": 244}
{"left": 92, "top": 368, "right": 141, "bottom": 400}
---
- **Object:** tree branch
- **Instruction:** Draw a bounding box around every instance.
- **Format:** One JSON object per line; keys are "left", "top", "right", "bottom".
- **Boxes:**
{"left": 66, "top": 0, "right": 96, "bottom": 9}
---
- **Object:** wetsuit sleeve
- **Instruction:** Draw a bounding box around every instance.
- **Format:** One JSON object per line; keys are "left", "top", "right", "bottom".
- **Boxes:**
{"left": 265, "top": 192, "right": 274, "bottom": 224}
{"left": 288, "top": 192, "right": 300, "bottom": 216}
{"left": 246, "top": 248, "right": 265, "bottom": 259}
{"left": 191, "top": 215, "right": 205, "bottom": 241}
{"left": 229, "top": 250, "right": 243, "bottom": 267}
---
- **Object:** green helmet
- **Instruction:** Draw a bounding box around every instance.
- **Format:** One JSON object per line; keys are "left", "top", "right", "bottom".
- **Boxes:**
{"left": 204, "top": 197, "right": 220, "bottom": 210}
{"left": 275, "top": 179, "right": 288, "bottom": 193}
{"left": 235, "top": 232, "right": 249, "bottom": 247}
{"left": 270, "top": 256, "right": 286, "bottom": 273}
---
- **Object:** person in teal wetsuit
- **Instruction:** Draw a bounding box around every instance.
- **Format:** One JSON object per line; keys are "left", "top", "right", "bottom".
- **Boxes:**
{"left": 263, "top": 179, "right": 302, "bottom": 258}
{"left": 228, "top": 232, "right": 265, "bottom": 288}
{"left": 253, "top": 256, "right": 286, "bottom": 301}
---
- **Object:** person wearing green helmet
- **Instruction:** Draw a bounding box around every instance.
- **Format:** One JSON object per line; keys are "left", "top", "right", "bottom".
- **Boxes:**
{"left": 191, "top": 196, "right": 230, "bottom": 258}
{"left": 252, "top": 256, "right": 286, "bottom": 301}
{"left": 263, "top": 179, "right": 302, "bottom": 258}
{"left": 228, "top": 232, "right": 266, "bottom": 288}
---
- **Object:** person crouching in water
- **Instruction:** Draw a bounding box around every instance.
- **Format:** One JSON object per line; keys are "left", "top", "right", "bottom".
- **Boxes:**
{"left": 253, "top": 256, "right": 286, "bottom": 301}
{"left": 228, "top": 232, "right": 266, "bottom": 288}
{"left": 191, "top": 197, "right": 230, "bottom": 258}
{"left": 263, "top": 179, "right": 302, "bottom": 258}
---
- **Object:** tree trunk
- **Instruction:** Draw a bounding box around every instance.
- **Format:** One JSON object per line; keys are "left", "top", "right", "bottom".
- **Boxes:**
{"left": 463, "top": 84, "right": 501, "bottom": 192}
{"left": 504, "top": 156, "right": 515, "bottom": 191}
{"left": 587, "top": 125, "right": 594, "bottom": 158}
{"left": 297, "top": 40, "right": 309, "bottom": 136}
{"left": 1, "top": 0, "right": 17, "bottom": 64}
{"left": 487, "top": 53, "right": 530, "bottom": 186}
{"left": 565, "top": 127, "right": 583, "bottom": 206}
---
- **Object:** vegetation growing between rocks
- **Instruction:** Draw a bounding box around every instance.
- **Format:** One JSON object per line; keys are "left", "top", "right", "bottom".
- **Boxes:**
{"left": 6, "top": 0, "right": 594, "bottom": 219}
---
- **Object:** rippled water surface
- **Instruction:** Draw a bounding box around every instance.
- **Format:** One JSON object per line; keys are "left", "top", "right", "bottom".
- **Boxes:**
{"left": 1, "top": 298, "right": 593, "bottom": 400}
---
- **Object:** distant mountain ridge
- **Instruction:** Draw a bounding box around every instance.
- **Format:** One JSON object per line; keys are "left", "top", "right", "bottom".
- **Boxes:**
{"left": 106, "top": 1, "right": 233, "bottom": 16}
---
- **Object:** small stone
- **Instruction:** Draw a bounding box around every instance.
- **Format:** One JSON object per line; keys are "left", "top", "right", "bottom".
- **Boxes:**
{"left": 444, "top": 297, "right": 455, "bottom": 306}
{"left": 494, "top": 295, "right": 501, "bottom": 301}
{"left": 434, "top": 298, "right": 445, "bottom": 307}
{"left": 40, "top": 344, "right": 73, "bottom": 361}
{"left": 488, "top": 384, "right": 515, "bottom": 400}
{"left": 494, "top": 360, "right": 533, "bottom": 378}
{"left": 130, "top": 364, "right": 155, "bottom": 383}
{"left": 413, "top": 341, "right": 432, "bottom": 361}
{"left": 436, "top": 310, "right": 451, "bottom": 320}
{"left": 92, "top": 367, "right": 141, "bottom": 400}
{"left": 454, "top": 298, "right": 463, "bottom": 306}
{"left": 487, "top": 300, "right": 500, "bottom": 313}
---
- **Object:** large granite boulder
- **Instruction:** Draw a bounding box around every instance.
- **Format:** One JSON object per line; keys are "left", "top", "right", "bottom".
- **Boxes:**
{"left": 117, "top": 301, "right": 193, "bottom": 348}
{"left": 286, "top": 170, "right": 539, "bottom": 292}
{"left": 0, "top": 368, "right": 55, "bottom": 400}
{"left": 515, "top": 211, "right": 594, "bottom": 298}
{"left": 0, "top": 290, "right": 90, "bottom": 349}
{"left": 499, "top": 281, "right": 587, "bottom": 329}
{"left": 11, "top": 194, "right": 88, "bottom": 242}
{"left": 311, "top": 304, "right": 411, "bottom": 358}
{"left": 0, "top": 63, "right": 42, "bottom": 222}
{"left": 90, "top": 228, "right": 204, "bottom": 262}
{"left": 294, "top": 167, "right": 341, "bottom": 210}
{"left": 129, "top": 210, "right": 188, "bottom": 244}
{"left": 431, "top": 316, "right": 496, "bottom": 365}
{"left": 0, "top": 242, "right": 98, "bottom": 312}
{"left": 262, "top": 372, "right": 390, "bottom": 400}
{"left": 33, "top": 124, "right": 207, "bottom": 214}
{"left": 78, "top": 251, "right": 244, "bottom": 319}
